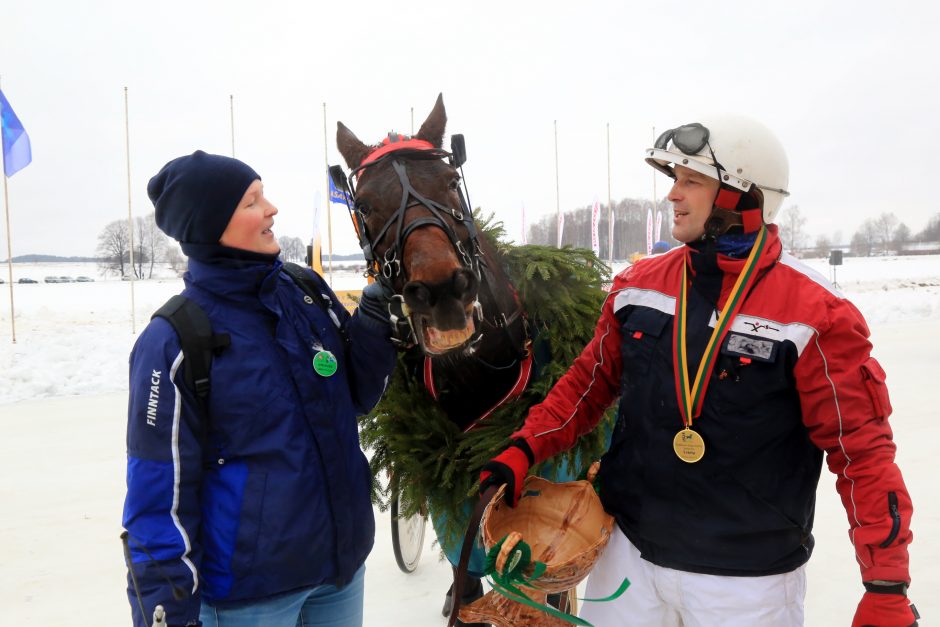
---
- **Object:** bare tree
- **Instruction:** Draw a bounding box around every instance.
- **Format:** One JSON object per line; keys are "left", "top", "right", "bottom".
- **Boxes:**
{"left": 918, "top": 212, "right": 940, "bottom": 242}
{"left": 132, "top": 216, "right": 149, "bottom": 279}
{"left": 892, "top": 223, "right": 911, "bottom": 254}
{"left": 777, "top": 205, "right": 808, "bottom": 253}
{"left": 96, "top": 220, "right": 130, "bottom": 277}
{"left": 851, "top": 219, "right": 878, "bottom": 257}
{"left": 278, "top": 235, "right": 306, "bottom": 263}
{"left": 814, "top": 234, "right": 832, "bottom": 259}
{"left": 165, "top": 241, "right": 187, "bottom": 276}
{"left": 873, "top": 212, "right": 899, "bottom": 254}
{"left": 134, "top": 212, "right": 168, "bottom": 278}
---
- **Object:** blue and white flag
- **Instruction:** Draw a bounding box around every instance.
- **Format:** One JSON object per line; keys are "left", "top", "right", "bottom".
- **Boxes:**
{"left": 328, "top": 170, "right": 352, "bottom": 206}
{"left": 0, "top": 89, "right": 32, "bottom": 177}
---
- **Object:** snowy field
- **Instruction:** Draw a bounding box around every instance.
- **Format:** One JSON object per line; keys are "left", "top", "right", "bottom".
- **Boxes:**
{"left": 0, "top": 255, "right": 938, "bottom": 626}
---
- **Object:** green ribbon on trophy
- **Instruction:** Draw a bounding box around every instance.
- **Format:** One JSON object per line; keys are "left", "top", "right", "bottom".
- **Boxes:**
{"left": 483, "top": 534, "right": 631, "bottom": 626}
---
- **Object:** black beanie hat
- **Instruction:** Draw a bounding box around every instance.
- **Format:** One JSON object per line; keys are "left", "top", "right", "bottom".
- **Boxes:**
{"left": 148, "top": 150, "right": 260, "bottom": 244}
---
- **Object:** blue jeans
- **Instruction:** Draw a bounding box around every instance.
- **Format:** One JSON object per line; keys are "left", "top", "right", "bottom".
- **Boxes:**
{"left": 199, "top": 565, "right": 365, "bottom": 627}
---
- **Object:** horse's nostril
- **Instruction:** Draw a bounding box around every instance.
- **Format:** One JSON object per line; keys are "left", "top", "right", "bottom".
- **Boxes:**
{"left": 452, "top": 269, "right": 479, "bottom": 303}
{"left": 403, "top": 282, "right": 432, "bottom": 310}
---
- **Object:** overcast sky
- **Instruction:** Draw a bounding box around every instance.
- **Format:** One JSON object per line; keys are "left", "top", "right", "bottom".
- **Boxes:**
{"left": 2, "top": 0, "right": 938, "bottom": 257}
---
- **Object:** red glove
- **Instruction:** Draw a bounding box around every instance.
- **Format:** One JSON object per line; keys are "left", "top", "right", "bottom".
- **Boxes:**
{"left": 480, "top": 442, "right": 533, "bottom": 507}
{"left": 852, "top": 585, "right": 919, "bottom": 627}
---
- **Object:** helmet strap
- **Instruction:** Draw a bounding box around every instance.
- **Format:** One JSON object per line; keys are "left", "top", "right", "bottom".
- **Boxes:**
{"left": 703, "top": 187, "right": 764, "bottom": 239}
{"left": 740, "top": 207, "right": 763, "bottom": 233}
{"left": 703, "top": 188, "right": 743, "bottom": 239}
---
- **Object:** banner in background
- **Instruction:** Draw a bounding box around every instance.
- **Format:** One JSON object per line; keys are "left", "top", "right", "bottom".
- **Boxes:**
{"left": 557, "top": 212, "right": 565, "bottom": 248}
{"left": 328, "top": 170, "right": 352, "bottom": 205}
{"left": 646, "top": 208, "right": 654, "bottom": 255}
{"left": 655, "top": 210, "right": 663, "bottom": 243}
{"left": 591, "top": 199, "right": 600, "bottom": 256}
{"left": 310, "top": 190, "right": 324, "bottom": 274}
{"left": 609, "top": 210, "right": 616, "bottom": 261}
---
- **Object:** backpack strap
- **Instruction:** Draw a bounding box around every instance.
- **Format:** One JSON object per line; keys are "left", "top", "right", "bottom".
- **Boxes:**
{"left": 151, "top": 265, "right": 339, "bottom": 401}
{"left": 152, "top": 295, "right": 231, "bottom": 400}
{"left": 281, "top": 262, "right": 348, "bottom": 344}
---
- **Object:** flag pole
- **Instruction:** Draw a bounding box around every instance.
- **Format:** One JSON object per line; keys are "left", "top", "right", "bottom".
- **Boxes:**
{"left": 0, "top": 75, "right": 16, "bottom": 343}
{"left": 651, "top": 125, "right": 657, "bottom": 223}
{"left": 410, "top": 107, "right": 414, "bottom": 135}
{"left": 607, "top": 122, "right": 613, "bottom": 264}
{"left": 0, "top": 75, "right": 15, "bottom": 343}
{"left": 0, "top": 76, "right": 27, "bottom": 344}
{"left": 124, "top": 87, "right": 136, "bottom": 334}
{"left": 554, "top": 120, "right": 560, "bottom": 247}
{"left": 322, "top": 102, "right": 333, "bottom": 285}
{"left": 2, "top": 164, "right": 15, "bottom": 344}
{"left": 230, "top": 95, "right": 236, "bottom": 157}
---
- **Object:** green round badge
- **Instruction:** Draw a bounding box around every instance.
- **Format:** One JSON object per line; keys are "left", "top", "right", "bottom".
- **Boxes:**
{"left": 313, "top": 350, "right": 338, "bottom": 377}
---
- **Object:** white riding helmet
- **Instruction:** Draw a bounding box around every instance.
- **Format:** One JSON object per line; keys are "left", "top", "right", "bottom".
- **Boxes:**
{"left": 645, "top": 114, "right": 790, "bottom": 223}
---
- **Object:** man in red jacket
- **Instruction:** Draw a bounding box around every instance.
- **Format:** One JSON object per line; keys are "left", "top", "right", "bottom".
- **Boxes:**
{"left": 482, "top": 116, "right": 918, "bottom": 626}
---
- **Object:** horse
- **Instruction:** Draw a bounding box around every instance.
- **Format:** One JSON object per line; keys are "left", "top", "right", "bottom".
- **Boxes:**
{"left": 336, "top": 94, "right": 530, "bottom": 433}
{"left": 335, "top": 94, "right": 607, "bottom": 625}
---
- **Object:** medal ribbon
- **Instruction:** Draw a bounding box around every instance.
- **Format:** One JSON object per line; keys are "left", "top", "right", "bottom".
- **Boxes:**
{"left": 673, "top": 227, "right": 768, "bottom": 426}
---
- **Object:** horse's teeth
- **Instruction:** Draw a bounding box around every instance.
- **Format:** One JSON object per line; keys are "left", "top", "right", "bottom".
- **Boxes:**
{"left": 426, "top": 320, "right": 475, "bottom": 350}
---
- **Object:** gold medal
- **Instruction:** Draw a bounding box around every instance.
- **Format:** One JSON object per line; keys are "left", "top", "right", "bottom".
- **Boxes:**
{"left": 673, "top": 428, "right": 705, "bottom": 463}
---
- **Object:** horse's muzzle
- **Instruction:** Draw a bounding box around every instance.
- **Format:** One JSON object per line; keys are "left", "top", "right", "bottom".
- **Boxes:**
{"left": 402, "top": 269, "right": 479, "bottom": 354}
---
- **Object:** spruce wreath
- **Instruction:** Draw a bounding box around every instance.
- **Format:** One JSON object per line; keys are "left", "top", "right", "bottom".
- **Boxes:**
{"left": 359, "top": 217, "right": 617, "bottom": 542}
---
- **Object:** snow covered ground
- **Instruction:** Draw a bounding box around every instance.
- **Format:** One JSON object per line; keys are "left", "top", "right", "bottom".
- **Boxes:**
{"left": 0, "top": 255, "right": 938, "bottom": 625}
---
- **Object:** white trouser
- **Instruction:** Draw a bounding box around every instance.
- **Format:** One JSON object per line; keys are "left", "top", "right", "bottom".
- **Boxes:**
{"left": 579, "top": 526, "right": 806, "bottom": 627}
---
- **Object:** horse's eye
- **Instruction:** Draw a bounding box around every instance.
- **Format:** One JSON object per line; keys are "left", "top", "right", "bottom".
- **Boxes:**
{"left": 356, "top": 201, "right": 370, "bottom": 216}
{"left": 448, "top": 177, "right": 461, "bottom": 192}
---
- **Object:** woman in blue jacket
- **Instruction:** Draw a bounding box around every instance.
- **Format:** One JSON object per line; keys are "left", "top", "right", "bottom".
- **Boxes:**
{"left": 122, "top": 151, "right": 396, "bottom": 627}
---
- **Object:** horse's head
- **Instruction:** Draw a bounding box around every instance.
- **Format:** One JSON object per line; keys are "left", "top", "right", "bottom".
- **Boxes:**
{"left": 336, "top": 94, "right": 481, "bottom": 355}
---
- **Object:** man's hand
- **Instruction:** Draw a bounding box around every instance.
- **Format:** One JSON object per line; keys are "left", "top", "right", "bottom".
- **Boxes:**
{"left": 479, "top": 442, "right": 534, "bottom": 507}
{"left": 852, "top": 583, "right": 919, "bottom": 627}
{"left": 357, "top": 281, "right": 394, "bottom": 326}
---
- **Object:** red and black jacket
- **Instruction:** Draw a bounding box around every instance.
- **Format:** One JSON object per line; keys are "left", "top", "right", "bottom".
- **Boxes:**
{"left": 513, "top": 226, "right": 912, "bottom": 581}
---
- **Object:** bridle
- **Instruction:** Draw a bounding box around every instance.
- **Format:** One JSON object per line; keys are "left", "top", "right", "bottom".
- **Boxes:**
{"left": 331, "top": 134, "right": 491, "bottom": 348}
{"left": 353, "top": 139, "right": 482, "bottom": 284}
{"left": 339, "top": 136, "right": 532, "bottom": 429}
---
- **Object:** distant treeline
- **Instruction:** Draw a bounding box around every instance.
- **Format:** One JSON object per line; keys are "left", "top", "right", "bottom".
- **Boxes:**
{"left": 3, "top": 252, "right": 366, "bottom": 264}
{"left": 319, "top": 253, "right": 367, "bottom": 261}
{"left": 527, "top": 197, "right": 679, "bottom": 258}
{"left": 3, "top": 254, "right": 100, "bottom": 263}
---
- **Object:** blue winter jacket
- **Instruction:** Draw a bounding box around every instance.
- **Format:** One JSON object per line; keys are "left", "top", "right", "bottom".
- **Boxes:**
{"left": 122, "top": 258, "right": 395, "bottom": 627}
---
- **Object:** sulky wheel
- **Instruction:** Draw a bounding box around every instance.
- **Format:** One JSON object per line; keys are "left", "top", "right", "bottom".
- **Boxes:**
{"left": 389, "top": 480, "right": 427, "bottom": 573}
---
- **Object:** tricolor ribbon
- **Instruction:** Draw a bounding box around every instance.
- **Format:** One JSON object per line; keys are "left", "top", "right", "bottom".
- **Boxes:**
{"left": 673, "top": 227, "right": 768, "bottom": 425}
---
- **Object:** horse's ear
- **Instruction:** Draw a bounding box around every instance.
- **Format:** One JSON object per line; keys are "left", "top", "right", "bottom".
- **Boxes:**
{"left": 336, "top": 122, "right": 371, "bottom": 169}
{"left": 415, "top": 93, "right": 447, "bottom": 148}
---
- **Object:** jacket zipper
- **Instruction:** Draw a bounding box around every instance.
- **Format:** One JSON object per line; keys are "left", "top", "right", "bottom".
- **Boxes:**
{"left": 878, "top": 491, "right": 901, "bottom": 548}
